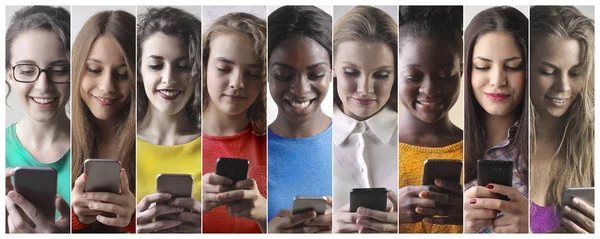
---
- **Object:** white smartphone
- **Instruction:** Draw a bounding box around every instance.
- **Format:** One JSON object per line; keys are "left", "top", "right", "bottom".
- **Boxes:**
{"left": 291, "top": 196, "right": 328, "bottom": 215}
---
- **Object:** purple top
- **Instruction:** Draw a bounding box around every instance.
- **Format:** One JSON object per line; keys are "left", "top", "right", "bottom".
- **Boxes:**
{"left": 530, "top": 201, "right": 561, "bottom": 233}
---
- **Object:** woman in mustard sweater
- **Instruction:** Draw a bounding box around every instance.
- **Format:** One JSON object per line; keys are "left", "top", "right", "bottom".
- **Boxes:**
{"left": 135, "top": 7, "right": 202, "bottom": 233}
{"left": 397, "top": 6, "right": 464, "bottom": 233}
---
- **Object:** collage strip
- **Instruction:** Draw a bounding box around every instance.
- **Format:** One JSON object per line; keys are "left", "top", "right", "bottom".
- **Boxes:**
{"left": 3, "top": 4, "right": 595, "bottom": 234}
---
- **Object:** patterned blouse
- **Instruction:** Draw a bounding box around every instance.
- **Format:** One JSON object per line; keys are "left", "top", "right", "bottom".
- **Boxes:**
{"left": 464, "top": 122, "right": 528, "bottom": 233}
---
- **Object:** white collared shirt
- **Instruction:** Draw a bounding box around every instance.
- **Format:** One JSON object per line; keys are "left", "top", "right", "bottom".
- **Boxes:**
{"left": 332, "top": 104, "right": 398, "bottom": 210}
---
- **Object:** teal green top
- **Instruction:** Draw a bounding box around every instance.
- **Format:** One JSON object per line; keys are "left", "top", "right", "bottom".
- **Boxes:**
{"left": 5, "top": 123, "right": 71, "bottom": 220}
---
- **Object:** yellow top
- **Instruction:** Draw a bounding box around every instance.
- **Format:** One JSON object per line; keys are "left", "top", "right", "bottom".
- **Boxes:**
{"left": 136, "top": 137, "right": 202, "bottom": 203}
{"left": 398, "top": 141, "right": 463, "bottom": 233}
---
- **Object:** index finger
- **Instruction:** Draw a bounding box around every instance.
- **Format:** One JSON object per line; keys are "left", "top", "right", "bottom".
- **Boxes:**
{"left": 281, "top": 211, "right": 317, "bottom": 228}
{"left": 464, "top": 186, "right": 497, "bottom": 198}
{"left": 485, "top": 184, "right": 523, "bottom": 201}
{"left": 137, "top": 193, "right": 172, "bottom": 212}
{"left": 435, "top": 179, "right": 462, "bottom": 194}
{"left": 217, "top": 189, "right": 251, "bottom": 201}
{"left": 73, "top": 173, "right": 87, "bottom": 193}
{"left": 357, "top": 207, "right": 397, "bottom": 224}
{"left": 169, "top": 197, "right": 202, "bottom": 212}
{"left": 571, "top": 197, "right": 595, "bottom": 219}
{"left": 6, "top": 167, "right": 14, "bottom": 192}
{"left": 203, "top": 173, "right": 233, "bottom": 186}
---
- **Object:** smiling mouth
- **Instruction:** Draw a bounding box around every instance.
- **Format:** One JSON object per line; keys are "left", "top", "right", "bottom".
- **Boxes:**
{"left": 485, "top": 93, "right": 510, "bottom": 102}
{"left": 30, "top": 97, "right": 58, "bottom": 105}
{"left": 93, "top": 96, "right": 118, "bottom": 106}
{"left": 545, "top": 96, "right": 569, "bottom": 105}
{"left": 157, "top": 89, "right": 182, "bottom": 100}
{"left": 352, "top": 98, "right": 376, "bottom": 105}
{"left": 286, "top": 99, "right": 314, "bottom": 110}
{"left": 223, "top": 94, "right": 246, "bottom": 101}
{"left": 416, "top": 99, "right": 443, "bottom": 111}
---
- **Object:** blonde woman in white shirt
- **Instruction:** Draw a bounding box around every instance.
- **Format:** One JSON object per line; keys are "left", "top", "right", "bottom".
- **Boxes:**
{"left": 332, "top": 6, "right": 399, "bottom": 233}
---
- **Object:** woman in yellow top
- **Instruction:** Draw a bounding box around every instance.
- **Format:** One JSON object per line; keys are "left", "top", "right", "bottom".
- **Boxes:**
{"left": 397, "top": 6, "right": 464, "bottom": 233}
{"left": 135, "top": 7, "right": 202, "bottom": 233}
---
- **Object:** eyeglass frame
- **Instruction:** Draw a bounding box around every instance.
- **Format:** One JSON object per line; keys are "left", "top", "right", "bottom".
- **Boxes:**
{"left": 10, "top": 63, "right": 71, "bottom": 84}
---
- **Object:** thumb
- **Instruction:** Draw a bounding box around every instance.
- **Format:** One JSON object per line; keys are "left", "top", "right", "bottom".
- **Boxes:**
{"left": 326, "top": 195, "right": 332, "bottom": 206}
{"left": 387, "top": 190, "right": 398, "bottom": 212}
{"left": 6, "top": 167, "right": 14, "bottom": 192}
{"left": 73, "top": 173, "right": 87, "bottom": 193}
{"left": 119, "top": 168, "right": 130, "bottom": 194}
{"left": 56, "top": 195, "right": 70, "bottom": 220}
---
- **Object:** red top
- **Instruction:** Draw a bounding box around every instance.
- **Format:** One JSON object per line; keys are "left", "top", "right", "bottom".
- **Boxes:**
{"left": 202, "top": 125, "right": 267, "bottom": 233}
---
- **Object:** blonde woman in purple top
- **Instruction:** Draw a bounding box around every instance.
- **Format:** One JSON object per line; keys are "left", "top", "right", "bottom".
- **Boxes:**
{"left": 529, "top": 6, "right": 594, "bottom": 233}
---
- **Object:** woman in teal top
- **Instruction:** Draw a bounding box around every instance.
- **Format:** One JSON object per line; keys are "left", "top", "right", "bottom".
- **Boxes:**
{"left": 5, "top": 6, "right": 71, "bottom": 233}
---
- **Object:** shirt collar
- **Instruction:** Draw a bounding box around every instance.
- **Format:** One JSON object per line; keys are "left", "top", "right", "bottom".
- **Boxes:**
{"left": 333, "top": 104, "right": 397, "bottom": 145}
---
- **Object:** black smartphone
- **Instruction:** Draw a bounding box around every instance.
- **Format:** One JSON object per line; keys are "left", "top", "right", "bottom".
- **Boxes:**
{"left": 422, "top": 159, "right": 463, "bottom": 185}
{"left": 350, "top": 188, "right": 387, "bottom": 212}
{"left": 84, "top": 159, "right": 121, "bottom": 194}
{"left": 215, "top": 157, "right": 249, "bottom": 185}
{"left": 477, "top": 160, "right": 513, "bottom": 201}
{"left": 13, "top": 167, "right": 57, "bottom": 221}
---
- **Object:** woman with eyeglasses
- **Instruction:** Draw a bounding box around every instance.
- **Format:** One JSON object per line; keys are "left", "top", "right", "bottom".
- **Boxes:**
{"left": 5, "top": 6, "right": 71, "bottom": 233}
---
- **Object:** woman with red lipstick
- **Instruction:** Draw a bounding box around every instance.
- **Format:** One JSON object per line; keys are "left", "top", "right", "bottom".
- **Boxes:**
{"left": 529, "top": 6, "right": 594, "bottom": 233}
{"left": 267, "top": 6, "right": 333, "bottom": 234}
{"left": 332, "top": 6, "right": 399, "bottom": 234}
{"left": 201, "top": 9, "right": 267, "bottom": 233}
{"left": 135, "top": 7, "right": 202, "bottom": 233}
{"left": 396, "top": 6, "right": 464, "bottom": 233}
{"left": 5, "top": 6, "right": 71, "bottom": 233}
{"left": 70, "top": 9, "right": 137, "bottom": 233}
{"left": 463, "top": 6, "right": 529, "bottom": 233}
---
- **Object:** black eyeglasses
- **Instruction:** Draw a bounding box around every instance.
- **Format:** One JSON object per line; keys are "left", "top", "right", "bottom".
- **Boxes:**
{"left": 11, "top": 63, "right": 70, "bottom": 84}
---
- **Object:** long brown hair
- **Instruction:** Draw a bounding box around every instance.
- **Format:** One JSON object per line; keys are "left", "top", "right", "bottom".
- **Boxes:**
{"left": 333, "top": 6, "right": 398, "bottom": 112}
{"left": 137, "top": 7, "right": 202, "bottom": 130}
{"left": 530, "top": 6, "right": 594, "bottom": 204}
{"left": 202, "top": 12, "right": 266, "bottom": 135}
{"left": 71, "top": 11, "right": 136, "bottom": 190}
{"left": 464, "top": 6, "right": 529, "bottom": 183}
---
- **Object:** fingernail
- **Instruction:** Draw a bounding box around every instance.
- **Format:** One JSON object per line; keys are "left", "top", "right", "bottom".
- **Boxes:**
{"left": 435, "top": 179, "right": 441, "bottom": 185}
{"left": 8, "top": 192, "right": 16, "bottom": 199}
{"left": 88, "top": 203, "right": 95, "bottom": 209}
{"left": 486, "top": 184, "right": 494, "bottom": 189}
{"left": 357, "top": 207, "right": 365, "bottom": 214}
{"left": 470, "top": 199, "right": 477, "bottom": 204}
{"left": 83, "top": 193, "right": 88, "bottom": 199}
{"left": 415, "top": 207, "right": 422, "bottom": 213}
{"left": 418, "top": 192, "right": 426, "bottom": 198}
{"left": 564, "top": 205, "right": 571, "bottom": 212}
{"left": 572, "top": 198, "right": 580, "bottom": 205}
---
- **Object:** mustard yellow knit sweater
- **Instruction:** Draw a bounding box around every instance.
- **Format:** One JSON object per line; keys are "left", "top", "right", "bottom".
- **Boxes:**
{"left": 398, "top": 141, "right": 463, "bottom": 233}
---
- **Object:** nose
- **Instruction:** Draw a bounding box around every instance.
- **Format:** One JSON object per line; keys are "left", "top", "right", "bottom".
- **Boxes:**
{"left": 161, "top": 65, "right": 176, "bottom": 85}
{"left": 419, "top": 75, "right": 441, "bottom": 97}
{"left": 552, "top": 71, "right": 572, "bottom": 92}
{"left": 289, "top": 75, "right": 311, "bottom": 96}
{"left": 490, "top": 67, "right": 507, "bottom": 87}
{"left": 33, "top": 71, "right": 51, "bottom": 91}
{"left": 357, "top": 75, "right": 374, "bottom": 95}
{"left": 228, "top": 69, "right": 245, "bottom": 89}
{"left": 98, "top": 71, "right": 116, "bottom": 93}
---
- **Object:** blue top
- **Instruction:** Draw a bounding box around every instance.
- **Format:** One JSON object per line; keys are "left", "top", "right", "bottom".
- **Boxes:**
{"left": 267, "top": 124, "right": 333, "bottom": 221}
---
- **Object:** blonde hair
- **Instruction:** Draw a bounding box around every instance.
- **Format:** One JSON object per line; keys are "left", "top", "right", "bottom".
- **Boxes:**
{"left": 333, "top": 6, "right": 398, "bottom": 112}
{"left": 71, "top": 11, "right": 137, "bottom": 190}
{"left": 530, "top": 6, "right": 594, "bottom": 204}
{"left": 202, "top": 12, "right": 267, "bottom": 135}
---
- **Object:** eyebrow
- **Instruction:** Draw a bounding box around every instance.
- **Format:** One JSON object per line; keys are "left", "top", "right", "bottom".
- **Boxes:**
{"left": 15, "top": 59, "right": 69, "bottom": 65}
{"left": 148, "top": 55, "right": 189, "bottom": 61}
{"left": 217, "top": 57, "right": 261, "bottom": 69}
{"left": 474, "top": 56, "right": 522, "bottom": 62}
{"left": 87, "top": 58, "right": 126, "bottom": 68}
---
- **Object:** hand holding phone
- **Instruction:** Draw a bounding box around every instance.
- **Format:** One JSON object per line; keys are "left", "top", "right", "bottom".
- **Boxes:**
{"left": 477, "top": 160, "right": 513, "bottom": 201}
{"left": 5, "top": 167, "right": 70, "bottom": 233}
{"left": 348, "top": 188, "right": 398, "bottom": 233}
{"left": 560, "top": 187, "right": 595, "bottom": 233}
{"left": 269, "top": 196, "right": 332, "bottom": 233}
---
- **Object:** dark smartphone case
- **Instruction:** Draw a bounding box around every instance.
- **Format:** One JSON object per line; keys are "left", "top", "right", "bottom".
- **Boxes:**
{"left": 350, "top": 187, "right": 387, "bottom": 212}
{"left": 422, "top": 159, "right": 463, "bottom": 185}
{"left": 477, "top": 160, "right": 513, "bottom": 201}
{"left": 216, "top": 157, "right": 249, "bottom": 184}
{"left": 13, "top": 167, "right": 57, "bottom": 222}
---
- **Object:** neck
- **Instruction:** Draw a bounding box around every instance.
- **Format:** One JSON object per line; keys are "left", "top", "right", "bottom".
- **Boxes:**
{"left": 138, "top": 105, "right": 198, "bottom": 145}
{"left": 536, "top": 111, "right": 566, "bottom": 144}
{"left": 269, "top": 108, "right": 331, "bottom": 138}
{"left": 203, "top": 101, "right": 249, "bottom": 136}
{"left": 482, "top": 111, "right": 519, "bottom": 147}
{"left": 398, "top": 111, "right": 456, "bottom": 136}
{"left": 17, "top": 112, "right": 70, "bottom": 146}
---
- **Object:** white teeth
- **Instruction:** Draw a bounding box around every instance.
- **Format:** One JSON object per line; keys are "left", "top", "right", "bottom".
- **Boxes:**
{"left": 549, "top": 97, "right": 567, "bottom": 104}
{"left": 159, "top": 90, "right": 181, "bottom": 97}
{"left": 419, "top": 101, "right": 434, "bottom": 105}
{"left": 289, "top": 100, "right": 310, "bottom": 109}
{"left": 32, "top": 97, "right": 56, "bottom": 104}
{"left": 96, "top": 97, "right": 113, "bottom": 103}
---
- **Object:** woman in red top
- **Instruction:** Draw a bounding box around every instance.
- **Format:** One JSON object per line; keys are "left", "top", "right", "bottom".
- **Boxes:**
{"left": 201, "top": 11, "right": 267, "bottom": 233}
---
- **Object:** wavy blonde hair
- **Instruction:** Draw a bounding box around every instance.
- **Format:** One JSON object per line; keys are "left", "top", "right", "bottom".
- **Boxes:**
{"left": 202, "top": 12, "right": 266, "bottom": 135}
{"left": 530, "top": 6, "right": 594, "bottom": 204}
